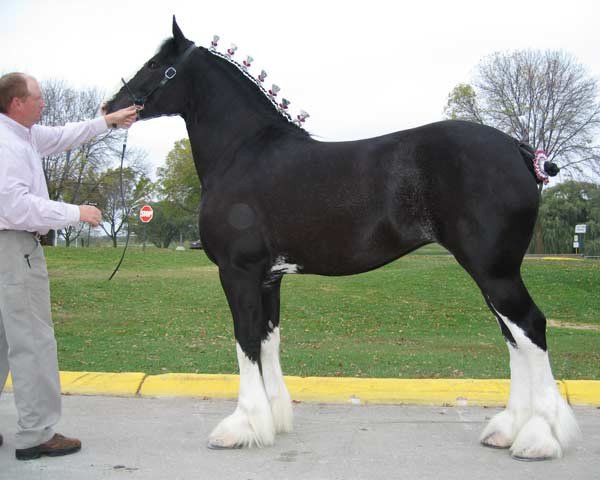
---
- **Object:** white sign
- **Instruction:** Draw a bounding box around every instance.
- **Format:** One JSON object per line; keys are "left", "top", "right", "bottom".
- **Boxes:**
{"left": 574, "top": 235, "right": 579, "bottom": 242}
{"left": 575, "top": 224, "right": 587, "bottom": 234}
{"left": 573, "top": 241, "right": 580, "bottom": 248}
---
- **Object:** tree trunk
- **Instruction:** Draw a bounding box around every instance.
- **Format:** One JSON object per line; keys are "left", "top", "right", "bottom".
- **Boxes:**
{"left": 531, "top": 184, "right": 545, "bottom": 254}
{"left": 532, "top": 217, "right": 545, "bottom": 254}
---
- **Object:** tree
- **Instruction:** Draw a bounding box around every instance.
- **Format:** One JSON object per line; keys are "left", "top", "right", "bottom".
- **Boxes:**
{"left": 157, "top": 139, "right": 201, "bottom": 212}
{"left": 38, "top": 79, "right": 145, "bottom": 245}
{"left": 538, "top": 181, "right": 600, "bottom": 255}
{"left": 445, "top": 50, "right": 600, "bottom": 179}
{"left": 156, "top": 139, "right": 202, "bottom": 240}
{"left": 95, "top": 167, "right": 153, "bottom": 247}
{"left": 131, "top": 200, "right": 188, "bottom": 248}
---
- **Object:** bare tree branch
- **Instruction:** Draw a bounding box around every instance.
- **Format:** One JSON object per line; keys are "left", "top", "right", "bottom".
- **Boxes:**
{"left": 38, "top": 79, "right": 149, "bottom": 245}
{"left": 446, "top": 50, "right": 600, "bottom": 179}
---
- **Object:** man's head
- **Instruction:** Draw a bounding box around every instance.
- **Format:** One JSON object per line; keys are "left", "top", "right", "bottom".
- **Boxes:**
{"left": 0, "top": 72, "right": 45, "bottom": 128}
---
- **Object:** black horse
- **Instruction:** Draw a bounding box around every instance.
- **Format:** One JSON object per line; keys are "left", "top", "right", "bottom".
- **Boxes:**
{"left": 105, "top": 18, "right": 580, "bottom": 459}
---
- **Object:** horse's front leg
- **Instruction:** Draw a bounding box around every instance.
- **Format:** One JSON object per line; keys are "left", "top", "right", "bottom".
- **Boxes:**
{"left": 261, "top": 278, "right": 293, "bottom": 433}
{"left": 207, "top": 266, "right": 275, "bottom": 449}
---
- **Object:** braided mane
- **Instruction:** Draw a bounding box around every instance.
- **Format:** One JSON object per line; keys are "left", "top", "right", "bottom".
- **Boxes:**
{"left": 206, "top": 39, "right": 309, "bottom": 132}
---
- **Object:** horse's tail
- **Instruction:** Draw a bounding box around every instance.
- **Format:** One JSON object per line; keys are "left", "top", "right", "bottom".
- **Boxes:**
{"left": 518, "top": 141, "right": 560, "bottom": 185}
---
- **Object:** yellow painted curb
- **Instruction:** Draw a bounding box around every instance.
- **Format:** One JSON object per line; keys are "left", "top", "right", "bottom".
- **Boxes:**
{"left": 59, "top": 371, "right": 146, "bottom": 396}
{"left": 285, "top": 377, "right": 514, "bottom": 406}
{"left": 524, "top": 255, "right": 582, "bottom": 261}
{"left": 140, "top": 373, "right": 239, "bottom": 399}
{"left": 564, "top": 380, "right": 600, "bottom": 406}
{"left": 5, "top": 373, "right": 599, "bottom": 406}
{"left": 541, "top": 257, "right": 581, "bottom": 261}
{"left": 281, "top": 377, "right": 567, "bottom": 406}
{"left": 139, "top": 375, "right": 573, "bottom": 407}
{"left": 5, "top": 371, "right": 145, "bottom": 397}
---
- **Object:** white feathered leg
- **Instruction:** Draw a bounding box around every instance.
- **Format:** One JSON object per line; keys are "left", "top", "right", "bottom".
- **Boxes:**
{"left": 261, "top": 327, "right": 294, "bottom": 433}
{"left": 480, "top": 343, "right": 531, "bottom": 449}
{"left": 208, "top": 343, "right": 275, "bottom": 449}
{"left": 510, "top": 338, "right": 581, "bottom": 460}
{"left": 489, "top": 308, "right": 581, "bottom": 460}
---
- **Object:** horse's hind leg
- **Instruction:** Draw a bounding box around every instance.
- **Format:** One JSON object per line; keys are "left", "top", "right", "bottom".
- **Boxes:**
{"left": 207, "top": 266, "right": 275, "bottom": 449}
{"left": 260, "top": 278, "right": 294, "bottom": 433}
{"left": 475, "top": 274, "right": 580, "bottom": 460}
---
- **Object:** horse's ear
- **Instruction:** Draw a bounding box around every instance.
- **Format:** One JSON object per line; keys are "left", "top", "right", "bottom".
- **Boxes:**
{"left": 172, "top": 15, "right": 187, "bottom": 44}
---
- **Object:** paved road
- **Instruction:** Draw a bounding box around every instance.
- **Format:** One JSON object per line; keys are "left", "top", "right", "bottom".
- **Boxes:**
{"left": 1, "top": 394, "right": 599, "bottom": 480}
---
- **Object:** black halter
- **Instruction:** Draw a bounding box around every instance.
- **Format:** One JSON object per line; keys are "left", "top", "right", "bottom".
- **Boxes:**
{"left": 121, "top": 42, "right": 196, "bottom": 108}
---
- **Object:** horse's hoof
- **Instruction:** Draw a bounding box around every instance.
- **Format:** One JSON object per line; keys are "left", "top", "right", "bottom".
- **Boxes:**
{"left": 207, "top": 438, "right": 243, "bottom": 450}
{"left": 481, "top": 441, "right": 510, "bottom": 450}
{"left": 481, "top": 432, "right": 512, "bottom": 449}
{"left": 511, "top": 454, "right": 553, "bottom": 462}
{"left": 509, "top": 416, "right": 562, "bottom": 461}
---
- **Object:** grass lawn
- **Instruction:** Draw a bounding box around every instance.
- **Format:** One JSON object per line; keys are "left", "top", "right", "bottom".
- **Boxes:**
{"left": 46, "top": 246, "right": 600, "bottom": 379}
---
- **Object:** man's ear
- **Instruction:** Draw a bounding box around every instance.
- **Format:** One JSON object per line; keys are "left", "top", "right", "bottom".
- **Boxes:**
{"left": 9, "top": 96, "right": 22, "bottom": 112}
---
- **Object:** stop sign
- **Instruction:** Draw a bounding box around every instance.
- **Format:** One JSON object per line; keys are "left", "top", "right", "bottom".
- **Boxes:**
{"left": 139, "top": 205, "right": 154, "bottom": 223}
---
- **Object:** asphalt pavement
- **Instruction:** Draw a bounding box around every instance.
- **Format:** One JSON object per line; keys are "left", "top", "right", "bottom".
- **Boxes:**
{"left": 1, "top": 393, "right": 599, "bottom": 480}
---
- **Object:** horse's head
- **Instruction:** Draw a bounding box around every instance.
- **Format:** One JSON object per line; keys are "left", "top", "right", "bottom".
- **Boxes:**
{"left": 104, "top": 16, "right": 196, "bottom": 119}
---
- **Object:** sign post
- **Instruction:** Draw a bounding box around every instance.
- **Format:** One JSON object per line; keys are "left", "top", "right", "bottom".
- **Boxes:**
{"left": 139, "top": 205, "right": 154, "bottom": 252}
{"left": 574, "top": 224, "right": 587, "bottom": 255}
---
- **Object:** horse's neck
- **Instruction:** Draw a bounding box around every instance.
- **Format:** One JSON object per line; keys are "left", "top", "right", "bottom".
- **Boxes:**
{"left": 184, "top": 108, "right": 277, "bottom": 187}
{"left": 183, "top": 60, "right": 297, "bottom": 185}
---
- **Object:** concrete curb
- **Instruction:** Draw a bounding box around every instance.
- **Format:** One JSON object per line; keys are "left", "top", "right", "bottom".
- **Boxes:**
{"left": 5, "top": 372, "right": 600, "bottom": 407}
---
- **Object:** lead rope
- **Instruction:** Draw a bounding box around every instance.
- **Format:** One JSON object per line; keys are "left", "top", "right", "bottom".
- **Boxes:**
{"left": 108, "top": 131, "right": 131, "bottom": 280}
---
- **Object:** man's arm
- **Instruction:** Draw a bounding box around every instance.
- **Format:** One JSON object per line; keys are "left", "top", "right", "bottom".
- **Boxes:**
{"left": 0, "top": 144, "right": 80, "bottom": 231}
{"left": 0, "top": 144, "right": 102, "bottom": 232}
{"left": 32, "top": 106, "right": 138, "bottom": 157}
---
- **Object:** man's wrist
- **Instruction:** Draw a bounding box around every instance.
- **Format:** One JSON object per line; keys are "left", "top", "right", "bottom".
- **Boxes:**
{"left": 104, "top": 114, "right": 117, "bottom": 129}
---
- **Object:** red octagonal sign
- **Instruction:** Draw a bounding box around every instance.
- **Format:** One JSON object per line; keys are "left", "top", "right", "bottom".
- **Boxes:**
{"left": 139, "top": 205, "right": 154, "bottom": 223}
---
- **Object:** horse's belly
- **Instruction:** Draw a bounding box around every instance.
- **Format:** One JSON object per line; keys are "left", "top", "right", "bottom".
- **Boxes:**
{"left": 270, "top": 218, "right": 429, "bottom": 276}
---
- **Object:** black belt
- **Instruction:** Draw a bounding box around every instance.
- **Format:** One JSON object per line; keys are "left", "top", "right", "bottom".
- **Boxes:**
{"left": 0, "top": 230, "right": 42, "bottom": 239}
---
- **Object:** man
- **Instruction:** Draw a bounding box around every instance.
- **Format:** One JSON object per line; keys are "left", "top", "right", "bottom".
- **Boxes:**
{"left": 0, "top": 72, "right": 138, "bottom": 460}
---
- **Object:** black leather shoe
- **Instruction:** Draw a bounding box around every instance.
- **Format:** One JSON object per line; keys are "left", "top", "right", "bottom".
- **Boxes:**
{"left": 15, "top": 433, "right": 81, "bottom": 460}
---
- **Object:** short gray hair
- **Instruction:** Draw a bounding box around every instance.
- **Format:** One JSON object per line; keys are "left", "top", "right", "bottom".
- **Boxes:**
{"left": 0, "top": 72, "right": 29, "bottom": 113}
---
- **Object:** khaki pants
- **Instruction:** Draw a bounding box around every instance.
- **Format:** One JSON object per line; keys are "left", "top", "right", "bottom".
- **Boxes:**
{"left": 0, "top": 230, "right": 60, "bottom": 449}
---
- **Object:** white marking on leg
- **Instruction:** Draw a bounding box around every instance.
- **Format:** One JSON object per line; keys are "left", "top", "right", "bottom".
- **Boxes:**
{"left": 480, "top": 343, "right": 531, "bottom": 448}
{"left": 208, "top": 343, "right": 275, "bottom": 449}
{"left": 271, "top": 256, "right": 300, "bottom": 274}
{"left": 261, "top": 327, "right": 294, "bottom": 433}
{"left": 490, "top": 306, "right": 581, "bottom": 459}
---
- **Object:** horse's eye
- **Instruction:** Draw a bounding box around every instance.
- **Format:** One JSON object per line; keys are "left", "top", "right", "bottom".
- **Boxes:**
{"left": 148, "top": 61, "right": 159, "bottom": 70}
